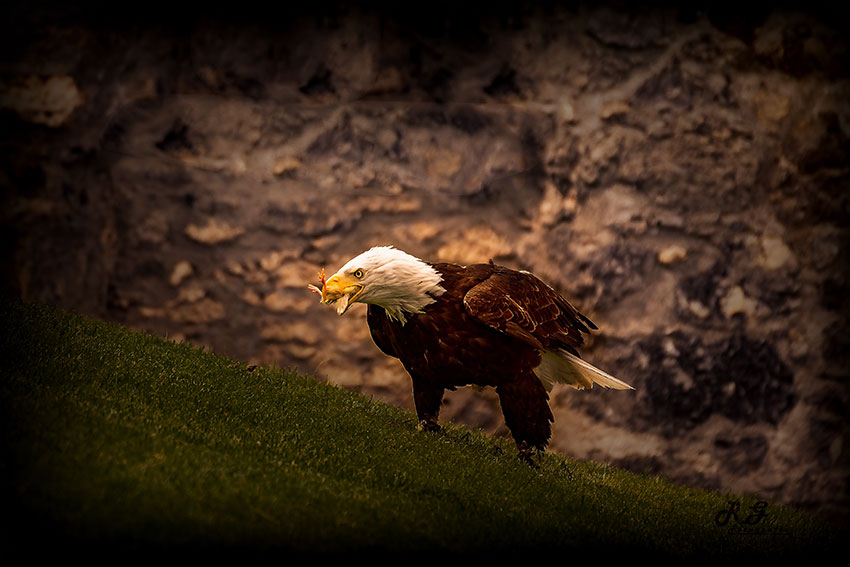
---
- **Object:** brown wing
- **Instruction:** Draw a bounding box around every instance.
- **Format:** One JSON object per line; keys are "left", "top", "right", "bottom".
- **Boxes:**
{"left": 462, "top": 268, "right": 595, "bottom": 352}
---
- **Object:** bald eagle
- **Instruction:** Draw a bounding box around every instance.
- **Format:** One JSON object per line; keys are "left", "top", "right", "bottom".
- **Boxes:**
{"left": 310, "top": 246, "right": 633, "bottom": 460}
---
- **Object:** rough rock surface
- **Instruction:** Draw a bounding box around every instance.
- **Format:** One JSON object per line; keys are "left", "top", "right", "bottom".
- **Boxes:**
{"left": 2, "top": 3, "right": 848, "bottom": 523}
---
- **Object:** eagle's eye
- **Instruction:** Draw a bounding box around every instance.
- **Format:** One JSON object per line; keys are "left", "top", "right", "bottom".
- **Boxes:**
{"left": 353, "top": 269, "right": 364, "bottom": 279}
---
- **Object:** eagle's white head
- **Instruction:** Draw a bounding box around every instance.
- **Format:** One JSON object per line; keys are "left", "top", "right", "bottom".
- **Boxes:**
{"left": 311, "top": 246, "right": 445, "bottom": 323}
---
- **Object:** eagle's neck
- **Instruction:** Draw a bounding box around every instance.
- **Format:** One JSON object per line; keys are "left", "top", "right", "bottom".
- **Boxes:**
{"left": 374, "top": 261, "right": 445, "bottom": 325}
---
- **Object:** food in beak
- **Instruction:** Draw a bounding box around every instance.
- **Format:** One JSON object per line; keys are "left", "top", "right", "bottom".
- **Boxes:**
{"left": 307, "top": 268, "right": 360, "bottom": 315}
{"left": 335, "top": 293, "right": 350, "bottom": 315}
{"left": 307, "top": 268, "right": 325, "bottom": 298}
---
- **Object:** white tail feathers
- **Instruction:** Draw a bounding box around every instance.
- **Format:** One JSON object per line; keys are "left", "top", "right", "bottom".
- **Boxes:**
{"left": 533, "top": 349, "right": 634, "bottom": 392}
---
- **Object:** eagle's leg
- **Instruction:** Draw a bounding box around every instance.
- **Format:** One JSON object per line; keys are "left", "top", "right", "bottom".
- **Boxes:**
{"left": 412, "top": 378, "right": 444, "bottom": 433}
{"left": 496, "top": 373, "right": 553, "bottom": 462}
{"left": 516, "top": 441, "right": 542, "bottom": 467}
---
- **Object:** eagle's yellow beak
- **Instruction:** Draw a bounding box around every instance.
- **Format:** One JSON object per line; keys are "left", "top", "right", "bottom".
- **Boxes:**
{"left": 320, "top": 273, "right": 364, "bottom": 315}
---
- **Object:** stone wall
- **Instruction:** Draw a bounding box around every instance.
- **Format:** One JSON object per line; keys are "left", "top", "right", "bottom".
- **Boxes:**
{"left": 2, "top": 2, "right": 848, "bottom": 522}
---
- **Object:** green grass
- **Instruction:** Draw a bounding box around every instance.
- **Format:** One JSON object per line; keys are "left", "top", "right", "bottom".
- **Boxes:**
{"left": 0, "top": 296, "right": 840, "bottom": 557}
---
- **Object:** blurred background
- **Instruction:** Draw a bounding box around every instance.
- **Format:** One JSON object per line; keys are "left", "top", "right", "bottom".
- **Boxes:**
{"left": 1, "top": 1, "right": 848, "bottom": 523}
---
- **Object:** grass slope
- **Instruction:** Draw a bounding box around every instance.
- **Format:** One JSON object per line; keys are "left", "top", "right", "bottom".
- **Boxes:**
{"left": 0, "top": 297, "right": 839, "bottom": 557}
